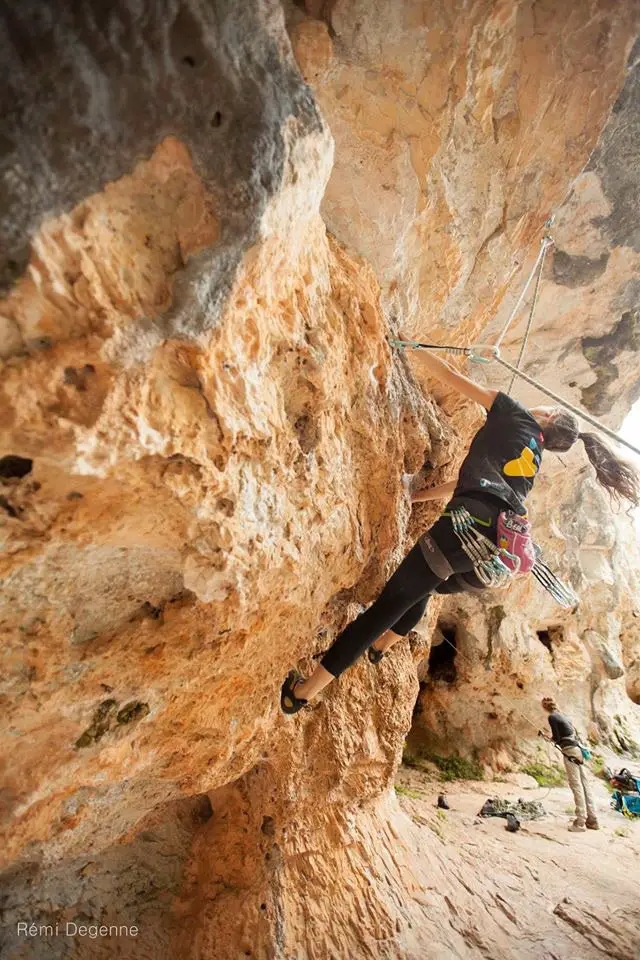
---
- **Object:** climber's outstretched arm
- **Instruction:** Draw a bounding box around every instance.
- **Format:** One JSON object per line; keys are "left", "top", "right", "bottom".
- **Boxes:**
{"left": 417, "top": 351, "right": 497, "bottom": 411}
{"left": 411, "top": 480, "right": 456, "bottom": 503}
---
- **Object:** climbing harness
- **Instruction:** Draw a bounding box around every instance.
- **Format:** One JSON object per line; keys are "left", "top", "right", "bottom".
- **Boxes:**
{"left": 449, "top": 506, "right": 514, "bottom": 587}
{"left": 448, "top": 505, "right": 577, "bottom": 607}
{"left": 389, "top": 223, "right": 640, "bottom": 459}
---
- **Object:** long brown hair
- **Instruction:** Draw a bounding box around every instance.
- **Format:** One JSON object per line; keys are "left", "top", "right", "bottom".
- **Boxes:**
{"left": 543, "top": 410, "right": 640, "bottom": 507}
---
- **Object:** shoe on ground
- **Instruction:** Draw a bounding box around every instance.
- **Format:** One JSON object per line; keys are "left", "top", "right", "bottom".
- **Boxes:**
{"left": 505, "top": 813, "right": 521, "bottom": 833}
{"left": 585, "top": 818, "right": 600, "bottom": 830}
{"left": 568, "top": 820, "right": 586, "bottom": 832}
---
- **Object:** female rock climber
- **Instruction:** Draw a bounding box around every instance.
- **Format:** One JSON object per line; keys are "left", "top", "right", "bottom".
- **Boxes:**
{"left": 281, "top": 351, "right": 640, "bottom": 714}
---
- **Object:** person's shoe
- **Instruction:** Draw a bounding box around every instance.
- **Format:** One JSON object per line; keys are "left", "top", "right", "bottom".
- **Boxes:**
{"left": 585, "top": 817, "right": 600, "bottom": 830}
{"left": 280, "top": 670, "right": 308, "bottom": 715}
{"left": 568, "top": 820, "right": 586, "bottom": 832}
{"left": 367, "top": 646, "right": 384, "bottom": 665}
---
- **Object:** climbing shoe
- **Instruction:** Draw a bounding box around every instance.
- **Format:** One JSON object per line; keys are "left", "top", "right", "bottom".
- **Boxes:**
{"left": 280, "top": 670, "right": 308, "bottom": 715}
{"left": 568, "top": 820, "right": 586, "bottom": 832}
{"left": 367, "top": 646, "right": 384, "bottom": 665}
{"left": 585, "top": 817, "right": 600, "bottom": 830}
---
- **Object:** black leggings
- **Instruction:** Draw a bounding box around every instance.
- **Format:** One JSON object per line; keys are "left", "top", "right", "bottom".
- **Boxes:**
{"left": 320, "top": 500, "right": 498, "bottom": 678}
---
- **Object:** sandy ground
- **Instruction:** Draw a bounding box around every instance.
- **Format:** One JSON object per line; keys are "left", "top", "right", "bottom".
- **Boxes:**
{"left": 394, "top": 761, "right": 640, "bottom": 960}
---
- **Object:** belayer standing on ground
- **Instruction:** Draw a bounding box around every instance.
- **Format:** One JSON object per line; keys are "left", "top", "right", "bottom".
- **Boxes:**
{"left": 539, "top": 697, "right": 598, "bottom": 832}
{"left": 281, "top": 351, "right": 640, "bottom": 714}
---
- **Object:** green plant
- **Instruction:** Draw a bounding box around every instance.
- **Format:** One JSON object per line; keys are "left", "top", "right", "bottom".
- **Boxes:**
{"left": 427, "top": 753, "right": 484, "bottom": 782}
{"left": 395, "top": 784, "right": 421, "bottom": 799}
{"left": 402, "top": 749, "right": 427, "bottom": 770}
{"left": 520, "top": 761, "right": 565, "bottom": 787}
{"left": 591, "top": 753, "right": 605, "bottom": 777}
{"left": 614, "top": 827, "right": 630, "bottom": 838}
{"left": 403, "top": 745, "right": 483, "bottom": 782}
{"left": 436, "top": 808, "right": 448, "bottom": 821}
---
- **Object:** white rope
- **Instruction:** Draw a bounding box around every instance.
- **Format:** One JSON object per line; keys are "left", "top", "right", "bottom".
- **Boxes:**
{"left": 494, "top": 236, "right": 553, "bottom": 350}
{"left": 390, "top": 338, "right": 640, "bottom": 459}
{"left": 507, "top": 237, "right": 553, "bottom": 395}
{"left": 390, "top": 216, "right": 640, "bottom": 458}
{"left": 493, "top": 353, "right": 640, "bottom": 459}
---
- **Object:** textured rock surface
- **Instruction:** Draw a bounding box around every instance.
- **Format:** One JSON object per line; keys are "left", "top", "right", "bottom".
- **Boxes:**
{"left": 287, "top": 0, "right": 638, "bottom": 342}
{"left": 1, "top": 1, "right": 640, "bottom": 958}
{"left": 482, "top": 38, "right": 640, "bottom": 421}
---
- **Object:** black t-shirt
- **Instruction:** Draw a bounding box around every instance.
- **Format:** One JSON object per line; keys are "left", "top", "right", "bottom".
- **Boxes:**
{"left": 454, "top": 392, "right": 544, "bottom": 515}
{"left": 547, "top": 711, "right": 577, "bottom": 745}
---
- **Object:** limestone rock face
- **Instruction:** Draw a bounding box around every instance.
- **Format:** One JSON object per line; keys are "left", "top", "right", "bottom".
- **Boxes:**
{"left": 1, "top": 1, "right": 639, "bottom": 958}
{"left": 483, "top": 40, "right": 640, "bottom": 423}
{"left": 288, "top": 0, "right": 638, "bottom": 343}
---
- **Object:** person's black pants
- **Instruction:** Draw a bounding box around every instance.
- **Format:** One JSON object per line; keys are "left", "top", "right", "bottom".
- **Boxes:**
{"left": 320, "top": 499, "right": 497, "bottom": 678}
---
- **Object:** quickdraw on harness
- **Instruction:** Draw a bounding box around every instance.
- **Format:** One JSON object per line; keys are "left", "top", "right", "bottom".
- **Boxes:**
{"left": 530, "top": 557, "right": 578, "bottom": 609}
{"left": 449, "top": 506, "right": 579, "bottom": 607}
{"left": 449, "top": 506, "right": 514, "bottom": 587}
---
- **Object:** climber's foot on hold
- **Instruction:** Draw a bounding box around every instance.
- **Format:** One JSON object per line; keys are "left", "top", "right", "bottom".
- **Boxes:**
{"left": 367, "top": 646, "right": 384, "bottom": 665}
{"left": 280, "top": 670, "right": 308, "bottom": 715}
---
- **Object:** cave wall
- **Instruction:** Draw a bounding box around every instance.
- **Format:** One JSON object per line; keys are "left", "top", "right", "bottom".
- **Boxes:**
{"left": 287, "top": 0, "right": 638, "bottom": 342}
{"left": 1, "top": 1, "right": 639, "bottom": 958}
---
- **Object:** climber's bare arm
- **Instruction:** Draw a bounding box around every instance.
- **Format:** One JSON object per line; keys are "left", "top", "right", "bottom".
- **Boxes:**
{"left": 416, "top": 351, "right": 497, "bottom": 411}
{"left": 411, "top": 479, "right": 457, "bottom": 503}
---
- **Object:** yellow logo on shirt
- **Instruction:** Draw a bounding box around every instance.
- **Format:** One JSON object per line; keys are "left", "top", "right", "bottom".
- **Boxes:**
{"left": 503, "top": 445, "right": 538, "bottom": 478}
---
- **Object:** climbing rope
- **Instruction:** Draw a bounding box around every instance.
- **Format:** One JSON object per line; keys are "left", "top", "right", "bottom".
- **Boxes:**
{"left": 437, "top": 631, "right": 541, "bottom": 735}
{"left": 394, "top": 335, "right": 640, "bottom": 458}
{"left": 390, "top": 218, "right": 640, "bottom": 458}
{"left": 493, "top": 353, "right": 640, "bottom": 459}
{"left": 495, "top": 230, "right": 554, "bottom": 352}
{"left": 506, "top": 235, "right": 553, "bottom": 395}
